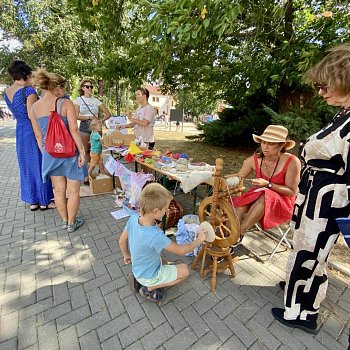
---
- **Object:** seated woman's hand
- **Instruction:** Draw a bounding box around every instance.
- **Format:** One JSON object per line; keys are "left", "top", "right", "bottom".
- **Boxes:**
{"left": 251, "top": 177, "right": 269, "bottom": 188}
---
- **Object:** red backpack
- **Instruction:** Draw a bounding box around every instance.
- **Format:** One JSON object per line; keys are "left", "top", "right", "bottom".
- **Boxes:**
{"left": 45, "top": 98, "right": 76, "bottom": 158}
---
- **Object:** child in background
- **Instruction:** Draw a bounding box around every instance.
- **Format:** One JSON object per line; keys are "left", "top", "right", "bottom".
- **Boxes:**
{"left": 88, "top": 119, "right": 106, "bottom": 175}
{"left": 119, "top": 183, "right": 206, "bottom": 303}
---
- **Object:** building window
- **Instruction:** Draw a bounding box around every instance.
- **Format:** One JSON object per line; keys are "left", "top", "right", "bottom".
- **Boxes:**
{"left": 152, "top": 97, "right": 156, "bottom": 102}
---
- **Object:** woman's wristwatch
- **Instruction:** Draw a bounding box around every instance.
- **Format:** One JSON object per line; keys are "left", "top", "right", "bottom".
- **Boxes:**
{"left": 267, "top": 182, "right": 273, "bottom": 188}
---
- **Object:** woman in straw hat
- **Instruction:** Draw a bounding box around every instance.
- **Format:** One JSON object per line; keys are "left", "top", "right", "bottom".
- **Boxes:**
{"left": 271, "top": 43, "right": 350, "bottom": 334}
{"left": 232, "top": 124, "right": 301, "bottom": 240}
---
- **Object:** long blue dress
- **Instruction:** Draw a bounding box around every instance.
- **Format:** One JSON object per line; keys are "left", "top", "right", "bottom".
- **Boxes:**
{"left": 4, "top": 87, "right": 54, "bottom": 205}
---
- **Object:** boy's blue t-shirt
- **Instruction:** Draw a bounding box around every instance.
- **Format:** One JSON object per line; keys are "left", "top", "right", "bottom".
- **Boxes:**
{"left": 90, "top": 131, "right": 102, "bottom": 154}
{"left": 126, "top": 212, "right": 171, "bottom": 279}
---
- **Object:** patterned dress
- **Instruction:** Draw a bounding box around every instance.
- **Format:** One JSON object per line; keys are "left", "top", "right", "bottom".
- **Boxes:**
{"left": 4, "top": 87, "right": 54, "bottom": 205}
{"left": 232, "top": 154, "right": 296, "bottom": 229}
{"left": 284, "top": 109, "right": 350, "bottom": 321}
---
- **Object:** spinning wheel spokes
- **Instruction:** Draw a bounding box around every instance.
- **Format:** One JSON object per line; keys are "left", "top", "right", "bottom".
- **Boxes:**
{"left": 199, "top": 197, "right": 240, "bottom": 248}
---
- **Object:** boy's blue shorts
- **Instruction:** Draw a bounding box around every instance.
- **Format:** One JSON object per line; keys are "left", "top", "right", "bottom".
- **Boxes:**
{"left": 137, "top": 264, "right": 177, "bottom": 287}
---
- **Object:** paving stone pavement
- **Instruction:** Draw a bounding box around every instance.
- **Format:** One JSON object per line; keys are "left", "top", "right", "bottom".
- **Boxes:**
{"left": 0, "top": 132, "right": 349, "bottom": 350}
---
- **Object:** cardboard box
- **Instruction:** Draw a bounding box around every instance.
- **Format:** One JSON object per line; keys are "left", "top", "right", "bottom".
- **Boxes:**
{"left": 89, "top": 173, "right": 121, "bottom": 194}
{"left": 103, "top": 130, "right": 135, "bottom": 147}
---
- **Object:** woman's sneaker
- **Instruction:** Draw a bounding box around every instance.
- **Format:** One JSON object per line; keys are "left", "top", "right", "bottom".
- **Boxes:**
{"left": 67, "top": 217, "right": 84, "bottom": 233}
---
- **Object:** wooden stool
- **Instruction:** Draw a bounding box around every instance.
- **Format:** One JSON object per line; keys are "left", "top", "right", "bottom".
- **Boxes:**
{"left": 192, "top": 242, "right": 237, "bottom": 292}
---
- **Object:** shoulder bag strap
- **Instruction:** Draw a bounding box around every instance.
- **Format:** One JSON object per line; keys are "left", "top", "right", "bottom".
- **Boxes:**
{"left": 80, "top": 96, "right": 97, "bottom": 118}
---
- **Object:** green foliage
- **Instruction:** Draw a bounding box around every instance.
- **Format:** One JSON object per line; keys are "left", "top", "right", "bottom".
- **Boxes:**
{"left": 262, "top": 99, "right": 337, "bottom": 141}
{"left": 198, "top": 99, "right": 272, "bottom": 147}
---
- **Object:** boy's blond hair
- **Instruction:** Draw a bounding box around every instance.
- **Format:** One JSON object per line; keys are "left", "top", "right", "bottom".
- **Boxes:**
{"left": 139, "top": 183, "right": 173, "bottom": 215}
{"left": 90, "top": 119, "right": 102, "bottom": 131}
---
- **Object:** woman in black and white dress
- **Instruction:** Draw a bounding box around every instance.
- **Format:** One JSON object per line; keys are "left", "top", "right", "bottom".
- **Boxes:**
{"left": 272, "top": 43, "right": 350, "bottom": 334}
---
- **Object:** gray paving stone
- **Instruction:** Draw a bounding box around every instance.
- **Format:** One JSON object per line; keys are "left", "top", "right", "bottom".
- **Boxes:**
{"left": 322, "top": 315, "right": 345, "bottom": 339}
{"left": 246, "top": 317, "right": 281, "bottom": 349}
{"left": 0, "top": 310, "right": 18, "bottom": 342}
{"left": 69, "top": 284, "right": 88, "bottom": 310}
{"left": 101, "top": 334, "right": 122, "bottom": 350}
{"left": 37, "top": 320, "right": 59, "bottom": 350}
{"left": 140, "top": 299, "right": 167, "bottom": 328}
{"left": 56, "top": 305, "right": 91, "bottom": 332}
{"left": 224, "top": 313, "right": 257, "bottom": 347}
{"left": 103, "top": 291, "right": 125, "bottom": 318}
{"left": 202, "top": 309, "right": 231, "bottom": 342}
{"left": 97, "top": 314, "right": 130, "bottom": 342}
{"left": 212, "top": 295, "right": 240, "bottom": 320}
{"left": 162, "top": 302, "right": 188, "bottom": 333}
{"left": 163, "top": 327, "right": 198, "bottom": 350}
{"left": 218, "top": 335, "right": 247, "bottom": 350}
{"left": 87, "top": 288, "right": 106, "bottom": 314}
{"left": 40, "top": 301, "right": 71, "bottom": 324}
{"left": 315, "top": 331, "right": 346, "bottom": 350}
{"left": 141, "top": 323, "right": 175, "bottom": 350}
{"left": 76, "top": 310, "right": 110, "bottom": 337}
{"left": 0, "top": 337, "right": 18, "bottom": 350}
{"left": 173, "top": 289, "right": 200, "bottom": 311}
{"left": 193, "top": 292, "right": 221, "bottom": 316}
{"left": 18, "top": 315, "right": 38, "bottom": 349}
{"left": 79, "top": 330, "right": 102, "bottom": 350}
{"left": 233, "top": 298, "right": 260, "bottom": 323}
{"left": 190, "top": 331, "right": 221, "bottom": 350}
{"left": 118, "top": 317, "right": 153, "bottom": 349}
{"left": 122, "top": 294, "right": 145, "bottom": 323}
{"left": 291, "top": 329, "right": 328, "bottom": 350}
{"left": 58, "top": 326, "right": 80, "bottom": 350}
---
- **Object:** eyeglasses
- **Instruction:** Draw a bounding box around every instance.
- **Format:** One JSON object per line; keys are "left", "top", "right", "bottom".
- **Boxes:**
{"left": 84, "top": 85, "right": 93, "bottom": 89}
{"left": 313, "top": 83, "right": 328, "bottom": 93}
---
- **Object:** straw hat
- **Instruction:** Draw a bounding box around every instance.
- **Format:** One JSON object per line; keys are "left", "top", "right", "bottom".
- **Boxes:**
{"left": 199, "top": 221, "right": 216, "bottom": 242}
{"left": 252, "top": 125, "right": 295, "bottom": 150}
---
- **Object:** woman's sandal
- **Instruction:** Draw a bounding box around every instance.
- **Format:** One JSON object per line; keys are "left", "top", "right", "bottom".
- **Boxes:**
{"left": 139, "top": 286, "right": 166, "bottom": 304}
{"left": 67, "top": 217, "right": 84, "bottom": 233}
{"left": 30, "top": 204, "right": 40, "bottom": 211}
{"left": 40, "top": 202, "right": 56, "bottom": 211}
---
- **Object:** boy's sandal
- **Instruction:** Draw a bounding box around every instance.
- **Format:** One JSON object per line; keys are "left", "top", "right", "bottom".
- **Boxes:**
{"left": 128, "top": 273, "right": 142, "bottom": 293}
{"left": 30, "top": 204, "right": 40, "bottom": 211}
{"left": 67, "top": 217, "right": 84, "bottom": 233}
{"left": 139, "top": 286, "right": 166, "bottom": 303}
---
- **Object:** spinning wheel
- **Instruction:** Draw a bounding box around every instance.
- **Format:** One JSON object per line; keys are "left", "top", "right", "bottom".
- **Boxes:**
{"left": 192, "top": 158, "right": 244, "bottom": 291}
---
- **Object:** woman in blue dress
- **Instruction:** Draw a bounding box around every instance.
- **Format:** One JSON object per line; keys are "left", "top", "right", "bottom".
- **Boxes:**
{"left": 4, "top": 60, "right": 55, "bottom": 211}
{"left": 30, "top": 70, "right": 87, "bottom": 233}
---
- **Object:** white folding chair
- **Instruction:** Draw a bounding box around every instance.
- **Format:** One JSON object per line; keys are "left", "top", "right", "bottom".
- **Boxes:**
{"left": 242, "top": 222, "right": 292, "bottom": 262}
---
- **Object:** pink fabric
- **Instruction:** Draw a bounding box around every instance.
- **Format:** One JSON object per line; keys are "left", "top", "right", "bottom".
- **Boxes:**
{"left": 232, "top": 154, "right": 296, "bottom": 230}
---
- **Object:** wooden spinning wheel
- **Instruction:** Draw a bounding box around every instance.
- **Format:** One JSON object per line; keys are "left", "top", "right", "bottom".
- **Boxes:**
{"left": 192, "top": 158, "right": 244, "bottom": 291}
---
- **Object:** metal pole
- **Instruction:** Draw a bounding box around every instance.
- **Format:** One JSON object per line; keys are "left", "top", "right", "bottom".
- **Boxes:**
{"left": 116, "top": 80, "right": 120, "bottom": 115}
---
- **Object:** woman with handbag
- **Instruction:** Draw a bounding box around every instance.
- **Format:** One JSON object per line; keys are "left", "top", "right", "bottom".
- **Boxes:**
{"left": 74, "top": 79, "right": 111, "bottom": 168}
{"left": 4, "top": 60, "right": 55, "bottom": 211}
{"left": 30, "top": 70, "right": 87, "bottom": 233}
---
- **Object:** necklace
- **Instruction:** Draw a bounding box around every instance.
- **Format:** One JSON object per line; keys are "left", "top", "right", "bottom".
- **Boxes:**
{"left": 260, "top": 156, "right": 280, "bottom": 181}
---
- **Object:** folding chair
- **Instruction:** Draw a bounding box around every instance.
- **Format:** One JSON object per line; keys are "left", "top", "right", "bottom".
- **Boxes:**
{"left": 242, "top": 222, "right": 292, "bottom": 262}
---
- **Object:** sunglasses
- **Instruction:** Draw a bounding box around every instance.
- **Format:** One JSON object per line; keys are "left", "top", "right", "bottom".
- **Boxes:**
{"left": 313, "top": 83, "right": 328, "bottom": 93}
{"left": 84, "top": 85, "right": 94, "bottom": 89}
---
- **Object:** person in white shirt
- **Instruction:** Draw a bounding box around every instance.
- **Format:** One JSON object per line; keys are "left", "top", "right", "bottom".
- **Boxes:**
{"left": 74, "top": 79, "right": 111, "bottom": 166}
{"left": 118, "top": 87, "right": 156, "bottom": 150}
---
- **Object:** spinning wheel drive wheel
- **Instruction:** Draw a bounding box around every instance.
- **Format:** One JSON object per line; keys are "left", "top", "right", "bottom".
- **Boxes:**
{"left": 198, "top": 197, "right": 240, "bottom": 248}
